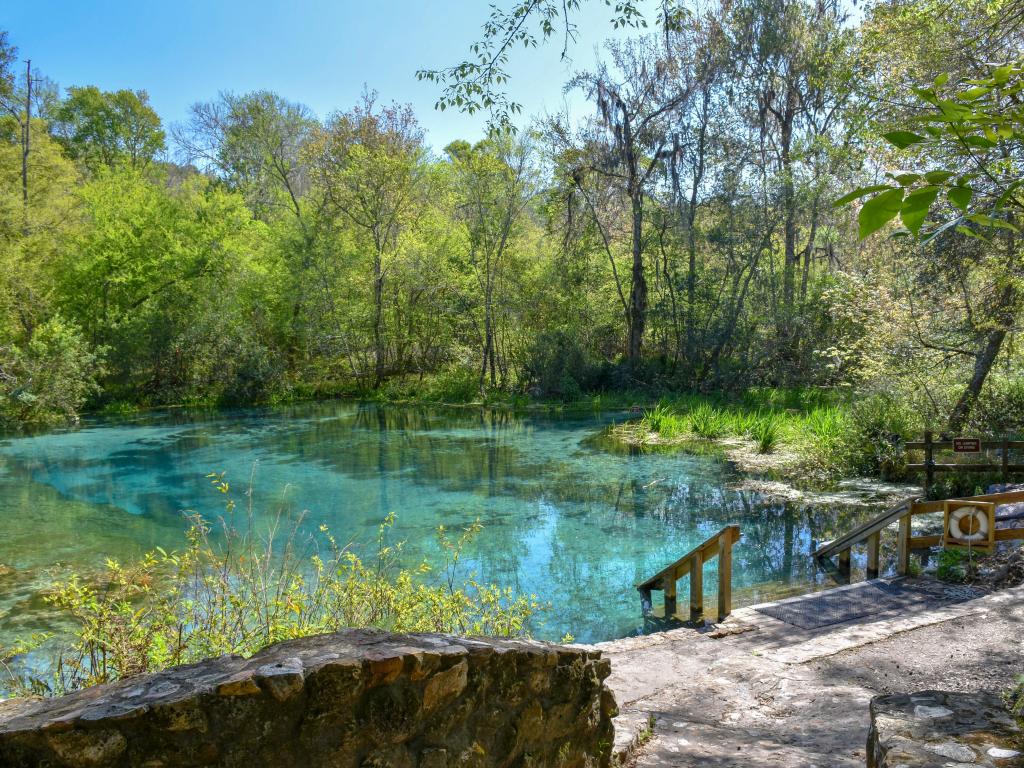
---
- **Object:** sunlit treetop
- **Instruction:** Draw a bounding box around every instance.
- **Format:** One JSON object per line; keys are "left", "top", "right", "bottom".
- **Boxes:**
{"left": 416, "top": 0, "right": 691, "bottom": 131}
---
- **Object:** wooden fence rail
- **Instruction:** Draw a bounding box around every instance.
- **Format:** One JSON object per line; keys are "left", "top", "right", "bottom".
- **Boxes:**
{"left": 814, "top": 488, "right": 1024, "bottom": 585}
{"left": 637, "top": 525, "right": 740, "bottom": 624}
{"left": 907, "top": 431, "right": 1023, "bottom": 488}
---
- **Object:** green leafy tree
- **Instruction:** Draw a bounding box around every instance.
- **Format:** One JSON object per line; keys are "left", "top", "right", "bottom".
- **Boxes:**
{"left": 51, "top": 86, "right": 165, "bottom": 170}
{"left": 53, "top": 169, "right": 271, "bottom": 395}
{"left": 840, "top": 62, "right": 1023, "bottom": 431}
{"left": 306, "top": 94, "right": 428, "bottom": 386}
{"left": 447, "top": 134, "right": 538, "bottom": 389}
{"left": 0, "top": 315, "right": 103, "bottom": 424}
{"left": 174, "top": 90, "right": 316, "bottom": 224}
{"left": 416, "top": 0, "right": 651, "bottom": 128}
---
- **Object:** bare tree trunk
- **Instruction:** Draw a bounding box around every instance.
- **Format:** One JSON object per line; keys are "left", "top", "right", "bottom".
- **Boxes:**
{"left": 627, "top": 193, "right": 646, "bottom": 366}
{"left": 684, "top": 86, "right": 710, "bottom": 368}
{"left": 947, "top": 327, "right": 1006, "bottom": 435}
{"left": 20, "top": 58, "right": 31, "bottom": 236}
{"left": 479, "top": 291, "right": 493, "bottom": 391}
{"left": 373, "top": 249, "right": 385, "bottom": 387}
{"left": 778, "top": 87, "right": 798, "bottom": 381}
{"left": 946, "top": 287, "right": 1016, "bottom": 435}
{"left": 488, "top": 323, "right": 497, "bottom": 388}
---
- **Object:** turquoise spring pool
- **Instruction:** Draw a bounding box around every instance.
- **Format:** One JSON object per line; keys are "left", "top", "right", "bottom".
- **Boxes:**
{"left": 0, "top": 402, "right": 877, "bottom": 644}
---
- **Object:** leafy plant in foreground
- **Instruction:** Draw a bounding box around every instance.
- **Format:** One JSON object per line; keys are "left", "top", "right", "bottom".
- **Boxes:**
{"left": 2, "top": 473, "right": 539, "bottom": 697}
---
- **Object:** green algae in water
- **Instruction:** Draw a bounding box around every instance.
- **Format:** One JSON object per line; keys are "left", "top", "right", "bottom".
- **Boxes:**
{"left": 0, "top": 402, "right": 881, "bottom": 644}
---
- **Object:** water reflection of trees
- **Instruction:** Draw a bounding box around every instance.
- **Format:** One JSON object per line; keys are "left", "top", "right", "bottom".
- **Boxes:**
{"left": 1, "top": 402, "right": 897, "bottom": 643}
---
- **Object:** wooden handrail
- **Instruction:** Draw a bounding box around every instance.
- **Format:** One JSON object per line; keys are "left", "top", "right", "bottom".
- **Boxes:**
{"left": 906, "top": 430, "right": 1021, "bottom": 488}
{"left": 816, "top": 488, "right": 1024, "bottom": 585}
{"left": 907, "top": 463, "right": 1024, "bottom": 472}
{"left": 908, "top": 489, "right": 1024, "bottom": 515}
{"left": 908, "top": 528, "right": 1024, "bottom": 549}
{"left": 637, "top": 525, "right": 740, "bottom": 623}
{"left": 813, "top": 497, "right": 916, "bottom": 559}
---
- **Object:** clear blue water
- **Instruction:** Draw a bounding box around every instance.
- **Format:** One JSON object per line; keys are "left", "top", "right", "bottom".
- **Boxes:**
{"left": 0, "top": 402, "right": 874, "bottom": 644}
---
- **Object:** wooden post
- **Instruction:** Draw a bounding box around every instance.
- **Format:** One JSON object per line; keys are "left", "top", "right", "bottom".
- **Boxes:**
{"left": 663, "top": 578, "right": 677, "bottom": 619}
{"left": 897, "top": 512, "right": 912, "bottom": 576}
{"left": 838, "top": 548, "right": 851, "bottom": 582}
{"left": 717, "top": 534, "right": 733, "bottom": 621}
{"left": 924, "top": 430, "right": 934, "bottom": 494}
{"left": 866, "top": 531, "right": 881, "bottom": 579}
{"left": 689, "top": 550, "right": 704, "bottom": 623}
{"left": 639, "top": 587, "right": 653, "bottom": 617}
{"left": 1002, "top": 437, "right": 1010, "bottom": 486}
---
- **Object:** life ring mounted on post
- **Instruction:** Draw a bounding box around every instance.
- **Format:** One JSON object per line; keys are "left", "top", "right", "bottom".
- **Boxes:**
{"left": 943, "top": 500, "right": 996, "bottom": 551}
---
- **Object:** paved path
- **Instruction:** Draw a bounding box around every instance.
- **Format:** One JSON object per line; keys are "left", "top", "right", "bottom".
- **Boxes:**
{"left": 592, "top": 579, "right": 1024, "bottom": 767}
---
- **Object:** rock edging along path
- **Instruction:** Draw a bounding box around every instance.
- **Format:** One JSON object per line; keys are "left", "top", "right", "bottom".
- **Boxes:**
{"left": 868, "top": 690, "right": 1022, "bottom": 767}
{"left": 592, "top": 578, "right": 1024, "bottom": 767}
{"left": 0, "top": 629, "right": 617, "bottom": 768}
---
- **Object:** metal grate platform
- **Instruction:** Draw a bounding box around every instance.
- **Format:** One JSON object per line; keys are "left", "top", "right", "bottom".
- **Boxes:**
{"left": 754, "top": 580, "right": 986, "bottom": 630}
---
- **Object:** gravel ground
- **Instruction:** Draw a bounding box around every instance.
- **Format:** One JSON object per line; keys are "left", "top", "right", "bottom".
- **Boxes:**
{"left": 812, "top": 600, "right": 1024, "bottom": 698}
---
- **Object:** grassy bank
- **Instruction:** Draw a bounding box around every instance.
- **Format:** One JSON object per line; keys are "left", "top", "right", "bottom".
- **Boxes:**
{"left": 88, "top": 377, "right": 1019, "bottom": 495}
{"left": 89, "top": 377, "right": 914, "bottom": 482}
{"left": 91, "top": 368, "right": 711, "bottom": 419}
{"left": 609, "top": 388, "right": 921, "bottom": 485}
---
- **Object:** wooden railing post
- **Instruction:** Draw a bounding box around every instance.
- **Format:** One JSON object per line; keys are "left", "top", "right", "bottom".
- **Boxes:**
{"left": 689, "top": 550, "right": 704, "bottom": 623}
{"left": 636, "top": 525, "right": 739, "bottom": 626}
{"left": 1002, "top": 436, "right": 1010, "bottom": 486}
{"left": 717, "top": 534, "right": 733, "bottom": 620}
{"left": 664, "top": 578, "right": 677, "bottom": 619}
{"left": 639, "top": 587, "right": 653, "bottom": 617}
{"left": 866, "top": 531, "right": 881, "bottom": 579}
{"left": 897, "top": 510, "right": 912, "bottom": 576}
{"left": 838, "top": 548, "right": 851, "bottom": 582}
{"left": 924, "top": 430, "right": 934, "bottom": 493}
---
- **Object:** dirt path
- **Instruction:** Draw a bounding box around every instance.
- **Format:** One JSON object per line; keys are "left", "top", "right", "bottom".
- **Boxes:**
{"left": 594, "top": 580, "right": 1024, "bottom": 766}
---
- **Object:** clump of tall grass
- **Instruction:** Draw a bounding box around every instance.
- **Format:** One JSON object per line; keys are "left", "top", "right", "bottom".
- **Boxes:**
{"left": 645, "top": 401, "right": 787, "bottom": 448}
{"left": 689, "top": 403, "right": 727, "bottom": 438}
{"left": 748, "top": 415, "right": 781, "bottom": 454}
{"left": 796, "top": 406, "right": 854, "bottom": 471}
{"left": 631, "top": 388, "right": 928, "bottom": 478}
{"left": 741, "top": 386, "right": 837, "bottom": 412}
{"left": 1, "top": 473, "right": 539, "bottom": 697}
{"left": 642, "top": 404, "right": 688, "bottom": 439}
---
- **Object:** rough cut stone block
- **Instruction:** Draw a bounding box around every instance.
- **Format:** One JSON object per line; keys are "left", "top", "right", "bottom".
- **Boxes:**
{"left": 867, "top": 690, "right": 1023, "bottom": 767}
{"left": 0, "top": 628, "right": 616, "bottom": 768}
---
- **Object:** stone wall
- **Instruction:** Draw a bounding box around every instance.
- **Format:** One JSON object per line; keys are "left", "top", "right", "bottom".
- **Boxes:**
{"left": 0, "top": 629, "right": 617, "bottom": 768}
{"left": 867, "top": 690, "right": 1022, "bottom": 767}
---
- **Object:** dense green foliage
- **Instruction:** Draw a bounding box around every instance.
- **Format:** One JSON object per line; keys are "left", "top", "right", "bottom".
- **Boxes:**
{"left": 0, "top": 3, "right": 1021, "bottom": 447}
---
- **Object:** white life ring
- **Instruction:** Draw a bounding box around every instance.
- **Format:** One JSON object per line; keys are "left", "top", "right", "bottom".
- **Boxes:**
{"left": 949, "top": 506, "right": 989, "bottom": 542}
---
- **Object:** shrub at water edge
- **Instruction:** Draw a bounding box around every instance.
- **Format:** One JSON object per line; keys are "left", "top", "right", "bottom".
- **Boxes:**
{"left": 0, "top": 473, "right": 539, "bottom": 697}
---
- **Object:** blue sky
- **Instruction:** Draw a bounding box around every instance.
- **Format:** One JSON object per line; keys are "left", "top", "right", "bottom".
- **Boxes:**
{"left": 3, "top": 0, "right": 654, "bottom": 153}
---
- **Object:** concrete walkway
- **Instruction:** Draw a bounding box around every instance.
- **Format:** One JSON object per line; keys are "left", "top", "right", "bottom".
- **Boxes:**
{"left": 591, "top": 579, "right": 1024, "bottom": 766}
